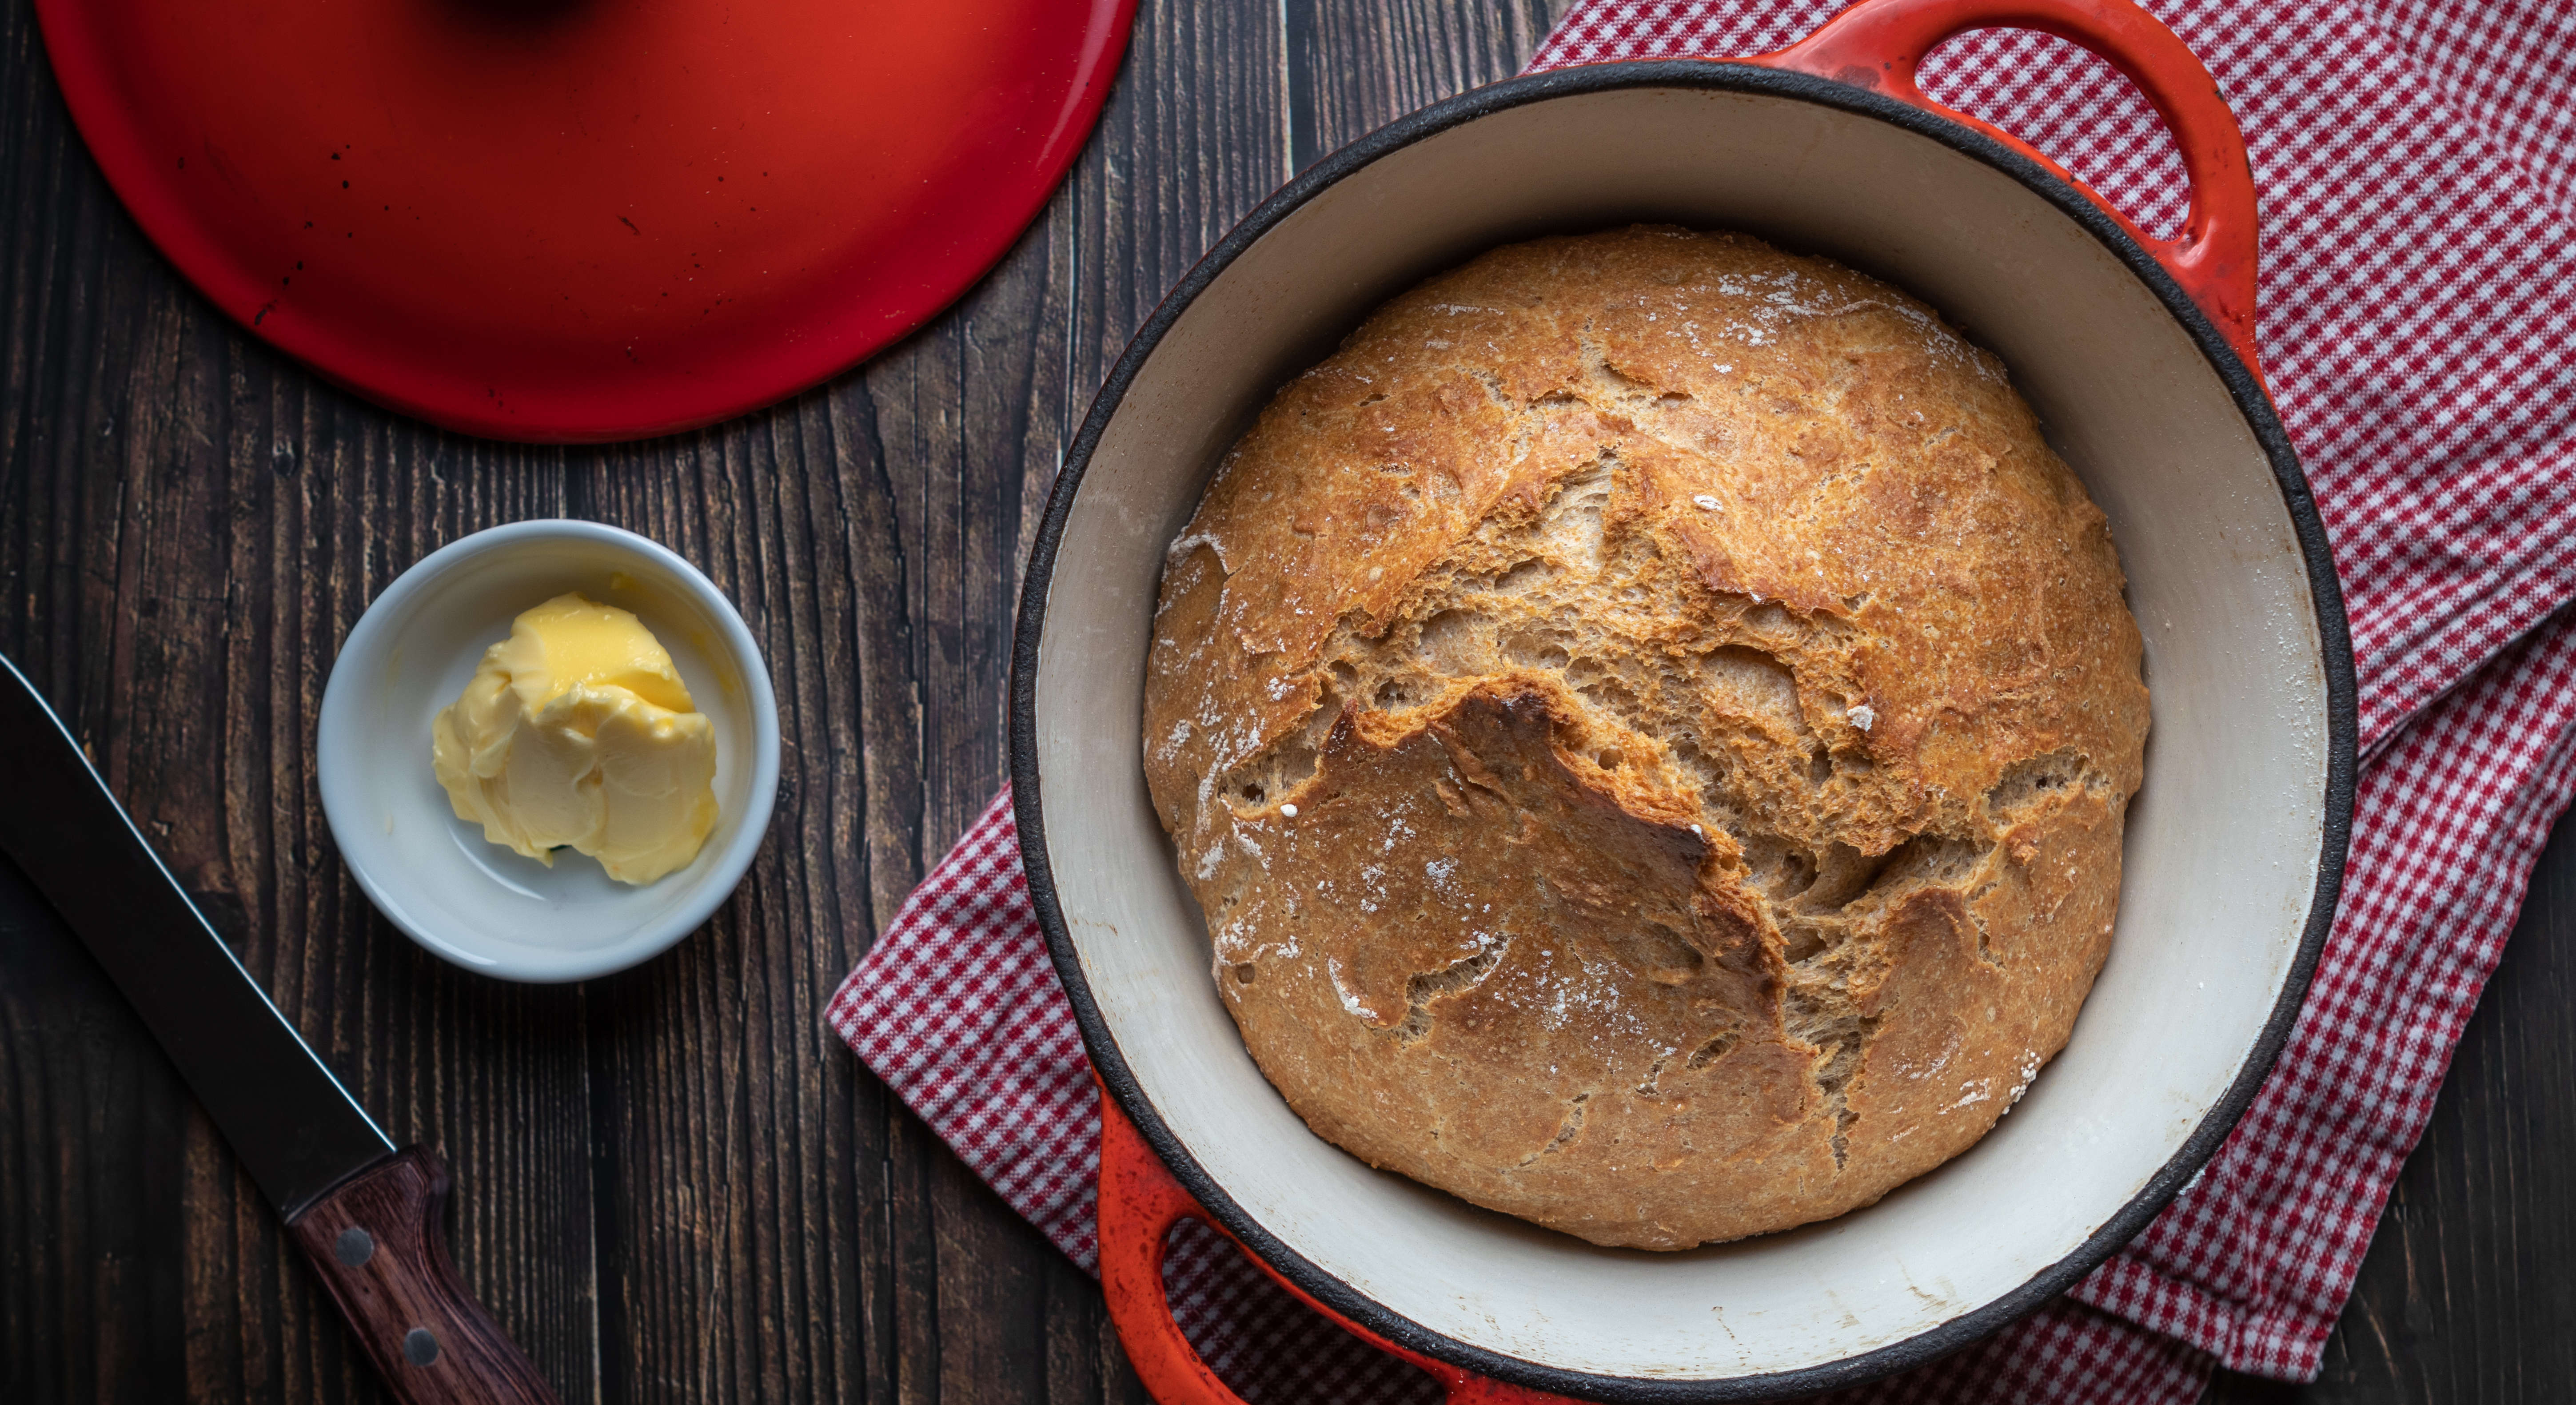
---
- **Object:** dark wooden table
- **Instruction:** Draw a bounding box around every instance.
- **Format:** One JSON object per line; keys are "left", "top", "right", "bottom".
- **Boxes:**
{"left": 0, "top": 1, "right": 2567, "bottom": 1401}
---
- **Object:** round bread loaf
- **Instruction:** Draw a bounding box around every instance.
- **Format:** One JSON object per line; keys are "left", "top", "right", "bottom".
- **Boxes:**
{"left": 1141, "top": 227, "right": 2149, "bottom": 1249}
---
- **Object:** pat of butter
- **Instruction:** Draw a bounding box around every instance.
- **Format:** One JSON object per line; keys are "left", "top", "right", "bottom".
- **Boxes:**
{"left": 431, "top": 593, "right": 717, "bottom": 885}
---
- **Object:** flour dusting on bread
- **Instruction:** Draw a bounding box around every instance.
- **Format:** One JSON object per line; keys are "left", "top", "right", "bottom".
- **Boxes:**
{"left": 1142, "top": 227, "right": 2148, "bottom": 1249}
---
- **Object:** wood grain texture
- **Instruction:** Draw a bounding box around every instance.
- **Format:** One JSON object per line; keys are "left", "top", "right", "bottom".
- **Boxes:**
{"left": 0, "top": 0, "right": 2561, "bottom": 1402}
{"left": 283, "top": 1150, "right": 562, "bottom": 1405}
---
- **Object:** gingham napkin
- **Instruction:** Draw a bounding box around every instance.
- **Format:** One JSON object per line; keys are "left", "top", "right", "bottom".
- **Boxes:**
{"left": 828, "top": 1, "right": 2576, "bottom": 1398}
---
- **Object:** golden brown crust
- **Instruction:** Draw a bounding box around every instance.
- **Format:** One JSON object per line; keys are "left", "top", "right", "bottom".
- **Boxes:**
{"left": 1142, "top": 227, "right": 2149, "bottom": 1248}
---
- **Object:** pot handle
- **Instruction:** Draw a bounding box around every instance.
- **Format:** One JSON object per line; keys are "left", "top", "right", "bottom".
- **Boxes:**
{"left": 1097, "top": 1092, "right": 1577, "bottom": 1405}
{"left": 1750, "top": 0, "right": 2263, "bottom": 380}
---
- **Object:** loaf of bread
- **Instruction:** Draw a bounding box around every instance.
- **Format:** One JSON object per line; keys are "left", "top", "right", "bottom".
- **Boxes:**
{"left": 1141, "top": 227, "right": 2148, "bottom": 1249}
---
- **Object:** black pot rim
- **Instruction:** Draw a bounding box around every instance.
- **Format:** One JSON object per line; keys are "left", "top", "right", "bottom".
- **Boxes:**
{"left": 1009, "top": 58, "right": 2358, "bottom": 1404}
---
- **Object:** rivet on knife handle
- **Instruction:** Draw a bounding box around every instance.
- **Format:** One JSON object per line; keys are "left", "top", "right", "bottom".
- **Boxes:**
{"left": 284, "top": 1148, "right": 562, "bottom": 1405}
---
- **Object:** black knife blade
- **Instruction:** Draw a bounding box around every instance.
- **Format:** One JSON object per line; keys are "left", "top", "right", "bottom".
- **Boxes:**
{"left": 0, "top": 651, "right": 559, "bottom": 1405}
{"left": 0, "top": 651, "right": 392, "bottom": 1216}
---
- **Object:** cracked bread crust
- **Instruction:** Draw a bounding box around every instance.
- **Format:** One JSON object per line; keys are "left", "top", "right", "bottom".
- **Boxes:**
{"left": 1140, "top": 227, "right": 2149, "bottom": 1249}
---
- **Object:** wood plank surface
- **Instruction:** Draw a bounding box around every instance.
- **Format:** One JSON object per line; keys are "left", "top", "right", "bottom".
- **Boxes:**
{"left": 0, "top": 0, "right": 2563, "bottom": 1402}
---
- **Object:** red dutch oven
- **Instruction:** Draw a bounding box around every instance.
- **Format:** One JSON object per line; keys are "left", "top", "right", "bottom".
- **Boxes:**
{"left": 1014, "top": 0, "right": 2354, "bottom": 1398}
{"left": 37, "top": 0, "right": 1134, "bottom": 442}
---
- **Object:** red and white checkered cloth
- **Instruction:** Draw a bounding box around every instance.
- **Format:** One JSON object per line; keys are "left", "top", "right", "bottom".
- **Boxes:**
{"left": 828, "top": 1, "right": 2576, "bottom": 1399}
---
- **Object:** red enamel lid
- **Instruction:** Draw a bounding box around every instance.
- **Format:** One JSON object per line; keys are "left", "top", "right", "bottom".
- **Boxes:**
{"left": 37, "top": 0, "right": 1134, "bottom": 442}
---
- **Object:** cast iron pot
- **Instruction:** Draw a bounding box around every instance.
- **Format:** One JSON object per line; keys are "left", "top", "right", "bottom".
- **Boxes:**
{"left": 1012, "top": 0, "right": 2357, "bottom": 1397}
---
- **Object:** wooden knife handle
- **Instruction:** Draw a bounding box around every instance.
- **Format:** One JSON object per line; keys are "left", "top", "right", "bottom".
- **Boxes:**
{"left": 284, "top": 1147, "right": 562, "bottom": 1405}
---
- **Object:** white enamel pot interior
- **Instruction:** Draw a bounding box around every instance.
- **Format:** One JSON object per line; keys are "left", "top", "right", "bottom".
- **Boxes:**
{"left": 1014, "top": 62, "right": 2356, "bottom": 1401}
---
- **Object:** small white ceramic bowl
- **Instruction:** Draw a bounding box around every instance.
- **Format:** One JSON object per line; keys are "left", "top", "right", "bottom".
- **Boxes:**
{"left": 318, "top": 520, "right": 779, "bottom": 982}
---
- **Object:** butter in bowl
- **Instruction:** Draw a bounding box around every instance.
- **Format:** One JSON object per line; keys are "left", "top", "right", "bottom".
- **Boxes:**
{"left": 319, "top": 520, "right": 780, "bottom": 982}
